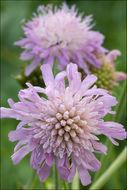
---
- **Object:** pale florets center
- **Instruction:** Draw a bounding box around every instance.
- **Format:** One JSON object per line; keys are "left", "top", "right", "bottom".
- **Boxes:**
{"left": 43, "top": 103, "right": 89, "bottom": 157}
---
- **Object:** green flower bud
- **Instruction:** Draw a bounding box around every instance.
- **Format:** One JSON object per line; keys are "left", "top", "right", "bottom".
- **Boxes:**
{"left": 80, "top": 56, "right": 116, "bottom": 91}
{"left": 13, "top": 66, "right": 45, "bottom": 88}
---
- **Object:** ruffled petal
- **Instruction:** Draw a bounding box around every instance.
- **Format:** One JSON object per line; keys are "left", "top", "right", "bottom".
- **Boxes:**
{"left": 97, "top": 94, "right": 118, "bottom": 107}
{"left": 68, "top": 163, "right": 76, "bottom": 182}
{"left": 84, "top": 88, "right": 108, "bottom": 96}
{"left": 11, "top": 145, "right": 34, "bottom": 165}
{"left": 107, "top": 50, "right": 121, "bottom": 63}
{"left": 57, "top": 165, "right": 70, "bottom": 181}
{"left": 115, "top": 72, "right": 127, "bottom": 81}
{"left": 84, "top": 51, "right": 101, "bottom": 68}
{"left": 8, "top": 128, "right": 33, "bottom": 142}
{"left": 98, "top": 122, "right": 127, "bottom": 145}
{"left": 80, "top": 75, "right": 97, "bottom": 94}
{"left": 14, "top": 38, "right": 29, "bottom": 46}
{"left": 66, "top": 63, "right": 81, "bottom": 94}
{"left": 78, "top": 165, "right": 91, "bottom": 186}
{"left": 92, "top": 141, "right": 107, "bottom": 155}
{"left": 0, "top": 108, "right": 16, "bottom": 119}
{"left": 41, "top": 64, "right": 54, "bottom": 86}
{"left": 56, "top": 156, "right": 70, "bottom": 181}
{"left": 81, "top": 150, "right": 101, "bottom": 172}
{"left": 97, "top": 94, "right": 118, "bottom": 116}
{"left": 55, "top": 71, "right": 66, "bottom": 93}
{"left": 58, "top": 156, "right": 65, "bottom": 167}
{"left": 20, "top": 51, "right": 34, "bottom": 60}
{"left": 38, "top": 162, "right": 51, "bottom": 182}
{"left": 45, "top": 153, "right": 54, "bottom": 166}
{"left": 40, "top": 49, "right": 49, "bottom": 59}
{"left": 57, "top": 53, "right": 68, "bottom": 70}
{"left": 30, "top": 147, "right": 45, "bottom": 169}
{"left": 25, "top": 58, "right": 41, "bottom": 76}
{"left": 43, "top": 55, "right": 54, "bottom": 67}
{"left": 74, "top": 51, "right": 90, "bottom": 74}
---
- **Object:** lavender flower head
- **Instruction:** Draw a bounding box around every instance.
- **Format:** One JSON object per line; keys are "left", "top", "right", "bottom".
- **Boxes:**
{"left": 0, "top": 63, "right": 126, "bottom": 185}
{"left": 15, "top": 3, "right": 106, "bottom": 76}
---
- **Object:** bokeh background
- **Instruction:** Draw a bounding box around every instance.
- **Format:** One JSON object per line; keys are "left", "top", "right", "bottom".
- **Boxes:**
{"left": 0, "top": 0, "right": 126, "bottom": 189}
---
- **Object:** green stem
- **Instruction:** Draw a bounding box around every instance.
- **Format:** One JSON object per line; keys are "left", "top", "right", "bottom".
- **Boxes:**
{"left": 24, "top": 169, "right": 37, "bottom": 189}
{"left": 68, "top": 183, "right": 72, "bottom": 189}
{"left": 93, "top": 81, "right": 126, "bottom": 182}
{"left": 89, "top": 147, "right": 127, "bottom": 190}
{"left": 109, "top": 148, "right": 121, "bottom": 189}
{"left": 72, "top": 170, "right": 79, "bottom": 190}
{"left": 63, "top": 181, "right": 69, "bottom": 190}
{"left": 53, "top": 162, "right": 60, "bottom": 189}
{"left": 63, "top": 182, "right": 72, "bottom": 190}
{"left": 29, "top": 174, "right": 38, "bottom": 189}
{"left": 112, "top": 81, "right": 126, "bottom": 122}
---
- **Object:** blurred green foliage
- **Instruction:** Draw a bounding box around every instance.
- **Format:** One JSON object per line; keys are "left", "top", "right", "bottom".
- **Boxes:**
{"left": 0, "top": 0, "right": 126, "bottom": 190}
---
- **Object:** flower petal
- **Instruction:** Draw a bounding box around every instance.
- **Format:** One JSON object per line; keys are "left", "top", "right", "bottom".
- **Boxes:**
{"left": 20, "top": 51, "right": 34, "bottom": 60}
{"left": 38, "top": 162, "right": 51, "bottom": 182}
{"left": 92, "top": 141, "right": 107, "bottom": 155}
{"left": 8, "top": 128, "right": 33, "bottom": 142}
{"left": 41, "top": 64, "right": 54, "bottom": 86}
{"left": 115, "top": 72, "right": 127, "bottom": 81}
{"left": 55, "top": 71, "right": 66, "bottom": 93}
{"left": 25, "top": 58, "right": 41, "bottom": 76}
{"left": 98, "top": 122, "right": 127, "bottom": 145}
{"left": 107, "top": 50, "right": 121, "bottom": 62}
{"left": 30, "top": 147, "right": 45, "bottom": 169}
{"left": 78, "top": 165, "right": 91, "bottom": 186}
{"left": 45, "top": 153, "right": 54, "bottom": 166}
{"left": 11, "top": 145, "right": 33, "bottom": 165}
{"left": 66, "top": 63, "right": 81, "bottom": 94}
{"left": 84, "top": 88, "right": 108, "bottom": 96}
{"left": 68, "top": 163, "right": 76, "bottom": 182}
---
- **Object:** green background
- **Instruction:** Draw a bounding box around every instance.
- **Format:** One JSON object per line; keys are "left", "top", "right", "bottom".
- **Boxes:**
{"left": 0, "top": 0, "right": 126, "bottom": 189}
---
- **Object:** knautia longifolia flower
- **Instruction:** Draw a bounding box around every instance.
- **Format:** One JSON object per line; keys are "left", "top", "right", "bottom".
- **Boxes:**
{"left": 0, "top": 63, "right": 126, "bottom": 185}
{"left": 15, "top": 3, "right": 106, "bottom": 76}
{"left": 81, "top": 50, "right": 127, "bottom": 91}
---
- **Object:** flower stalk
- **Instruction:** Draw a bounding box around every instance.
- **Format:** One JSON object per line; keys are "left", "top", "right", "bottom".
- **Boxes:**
{"left": 53, "top": 163, "right": 59, "bottom": 189}
{"left": 72, "top": 171, "right": 79, "bottom": 190}
{"left": 24, "top": 169, "right": 37, "bottom": 189}
{"left": 90, "top": 146, "right": 127, "bottom": 190}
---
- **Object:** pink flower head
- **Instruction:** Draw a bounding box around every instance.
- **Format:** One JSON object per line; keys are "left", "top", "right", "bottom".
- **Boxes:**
{"left": 0, "top": 63, "right": 126, "bottom": 186}
{"left": 15, "top": 3, "right": 107, "bottom": 76}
